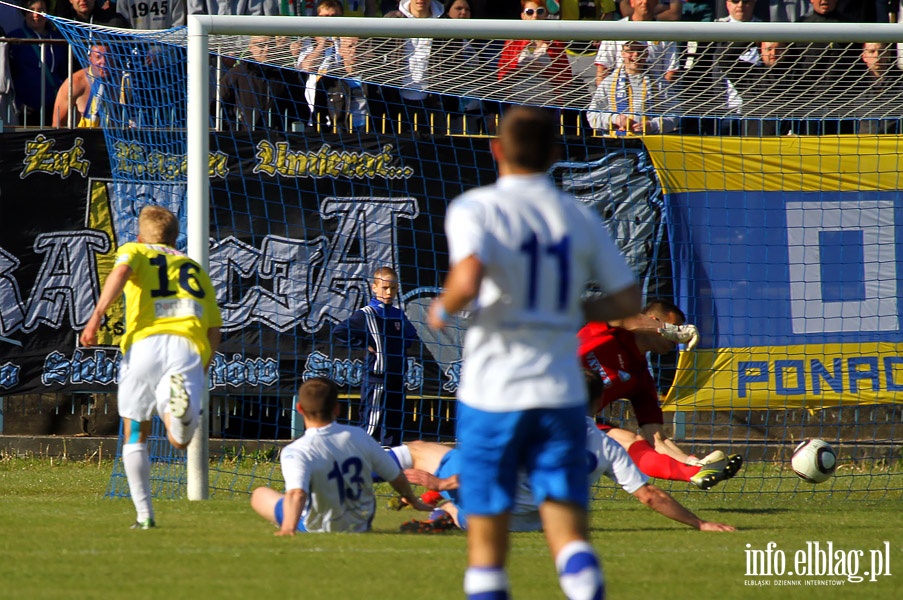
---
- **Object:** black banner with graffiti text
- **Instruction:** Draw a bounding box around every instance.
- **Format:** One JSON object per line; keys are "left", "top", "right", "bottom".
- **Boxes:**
{"left": 0, "top": 129, "right": 666, "bottom": 398}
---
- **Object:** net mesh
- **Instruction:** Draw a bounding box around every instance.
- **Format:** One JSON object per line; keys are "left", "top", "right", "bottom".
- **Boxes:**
{"left": 26, "top": 16, "right": 902, "bottom": 501}
{"left": 34, "top": 22, "right": 903, "bottom": 132}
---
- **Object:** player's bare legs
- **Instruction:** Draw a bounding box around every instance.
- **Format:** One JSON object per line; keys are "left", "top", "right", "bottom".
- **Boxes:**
{"left": 161, "top": 412, "right": 190, "bottom": 451}
{"left": 406, "top": 440, "right": 451, "bottom": 474}
{"left": 466, "top": 514, "right": 510, "bottom": 567}
{"left": 540, "top": 501, "right": 604, "bottom": 600}
{"left": 464, "top": 514, "right": 512, "bottom": 596}
{"left": 540, "top": 500, "right": 589, "bottom": 557}
{"left": 122, "top": 418, "right": 155, "bottom": 529}
{"left": 250, "top": 487, "right": 284, "bottom": 526}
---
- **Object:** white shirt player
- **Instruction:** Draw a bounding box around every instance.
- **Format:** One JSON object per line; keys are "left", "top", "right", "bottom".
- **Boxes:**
{"left": 280, "top": 422, "right": 401, "bottom": 533}
{"left": 506, "top": 417, "right": 649, "bottom": 531}
{"left": 445, "top": 172, "right": 636, "bottom": 412}
{"left": 118, "top": 0, "right": 186, "bottom": 29}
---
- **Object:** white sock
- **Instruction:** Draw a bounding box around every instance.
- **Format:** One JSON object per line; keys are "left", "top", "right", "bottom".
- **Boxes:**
{"left": 388, "top": 445, "right": 413, "bottom": 470}
{"left": 556, "top": 541, "right": 604, "bottom": 600}
{"left": 122, "top": 443, "right": 153, "bottom": 522}
{"left": 464, "top": 567, "right": 509, "bottom": 599}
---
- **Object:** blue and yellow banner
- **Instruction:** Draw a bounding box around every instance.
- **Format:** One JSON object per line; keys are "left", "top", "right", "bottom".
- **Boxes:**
{"left": 644, "top": 136, "right": 903, "bottom": 409}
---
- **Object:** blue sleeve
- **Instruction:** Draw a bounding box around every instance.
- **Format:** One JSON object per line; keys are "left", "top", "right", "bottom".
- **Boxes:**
{"left": 402, "top": 315, "right": 420, "bottom": 349}
{"left": 333, "top": 310, "right": 368, "bottom": 348}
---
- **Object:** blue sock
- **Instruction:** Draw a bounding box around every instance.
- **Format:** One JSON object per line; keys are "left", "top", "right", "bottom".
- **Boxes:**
{"left": 556, "top": 541, "right": 604, "bottom": 600}
{"left": 464, "top": 567, "right": 509, "bottom": 600}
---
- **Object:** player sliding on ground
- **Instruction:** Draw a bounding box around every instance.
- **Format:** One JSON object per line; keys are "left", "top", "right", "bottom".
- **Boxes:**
{"left": 249, "top": 377, "right": 431, "bottom": 534}
{"left": 390, "top": 414, "right": 736, "bottom": 534}
{"left": 583, "top": 300, "right": 743, "bottom": 490}
{"left": 79, "top": 205, "right": 223, "bottom": 529}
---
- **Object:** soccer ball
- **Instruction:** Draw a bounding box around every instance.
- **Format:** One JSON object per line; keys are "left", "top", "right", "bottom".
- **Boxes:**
{"left": 791, "top": 439, "right": 837, "bottom": 484}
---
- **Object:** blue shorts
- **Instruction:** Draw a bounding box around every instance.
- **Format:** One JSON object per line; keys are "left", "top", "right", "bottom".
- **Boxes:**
{"left": 274, "top": 497, "right": 308, "bottom": 533}
{"left": 456, "top": 403, "right": 588, "bottom": 517}
{"left": 435, "top": 449, "right": 462, "bottom": 505}
{"left": 435, "top": 449, "right": 468, "bottom": 529}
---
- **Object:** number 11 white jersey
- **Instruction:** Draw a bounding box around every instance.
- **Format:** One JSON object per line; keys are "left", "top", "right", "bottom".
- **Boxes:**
{"left": 280, "top": 422, "right": 401, "bottom": 533}
{"left": 445, "top": 173, "right": 635, "bottom": 412}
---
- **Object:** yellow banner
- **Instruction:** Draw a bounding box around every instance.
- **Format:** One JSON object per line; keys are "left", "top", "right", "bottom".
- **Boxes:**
{"left": 86, "top": 180, "right": 122, "bottom": 347}
{"left": 642, "top": 135, "right": 903, "bottom": 194}
{"left": 663, "top": 343, "right": 903, "bottom": 410}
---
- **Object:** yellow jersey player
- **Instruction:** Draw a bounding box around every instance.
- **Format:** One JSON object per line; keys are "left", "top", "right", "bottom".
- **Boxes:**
{"left": 80, "top": 205, "right": 222, "bottom": 529}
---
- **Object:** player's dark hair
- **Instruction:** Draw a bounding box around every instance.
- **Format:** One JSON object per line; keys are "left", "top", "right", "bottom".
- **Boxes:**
{"left": 316, "top": 0, "right": 344, "bottom": 14}
{"left": 498, "top": 106, "right": 560, "bottom": 172}
{"left": 373, "top": 266, "right": 398, "bottom": 281}
{"left": 296, "top": 377, "right": 339, "bottom": 420}
{"left": 643, "top": 298, "right": 686, "bottom": 324}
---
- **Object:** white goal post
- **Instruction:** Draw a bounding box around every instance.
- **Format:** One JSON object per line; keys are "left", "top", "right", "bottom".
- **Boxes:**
{"left": 184, "top": 16, "right": 903, "bottom": 500}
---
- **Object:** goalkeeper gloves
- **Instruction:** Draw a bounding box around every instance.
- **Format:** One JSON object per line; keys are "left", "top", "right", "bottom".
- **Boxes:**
{"left": 658, "top": 322, "right": 699, "bottom": 351}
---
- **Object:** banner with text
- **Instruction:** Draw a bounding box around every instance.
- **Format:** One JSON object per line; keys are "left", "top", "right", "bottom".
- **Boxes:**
{"left": 0, "top": 130, "right": 664, "bottom": 397}
{"left": 644, "top": 136, "right": 903, "bottom": 409}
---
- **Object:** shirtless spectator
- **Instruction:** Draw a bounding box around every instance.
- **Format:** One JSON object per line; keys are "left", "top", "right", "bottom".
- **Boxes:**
{"left": 52, "top": 42, "right": 116, "bottom": 128}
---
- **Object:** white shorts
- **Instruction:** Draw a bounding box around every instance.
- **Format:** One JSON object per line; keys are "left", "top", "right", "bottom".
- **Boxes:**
{"left": 118, "top": 334, "right": 204, "bottom": 445}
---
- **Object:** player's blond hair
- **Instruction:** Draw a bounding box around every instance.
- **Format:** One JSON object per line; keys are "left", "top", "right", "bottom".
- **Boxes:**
{"left": 295, "top": 377, "right": 339, "bottom": 421}
{"left": 138, "top": 205, "right": 179, "bottom": 246}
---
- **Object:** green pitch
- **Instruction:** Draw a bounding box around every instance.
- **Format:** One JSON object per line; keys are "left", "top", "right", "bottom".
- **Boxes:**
{"left": 1, "top": 458, "right": 899, "bottom": 600}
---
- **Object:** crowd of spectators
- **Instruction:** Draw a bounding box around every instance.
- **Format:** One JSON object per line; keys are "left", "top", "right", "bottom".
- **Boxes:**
{"left": 0, "top": 0, "right": 901, "bottom": 134}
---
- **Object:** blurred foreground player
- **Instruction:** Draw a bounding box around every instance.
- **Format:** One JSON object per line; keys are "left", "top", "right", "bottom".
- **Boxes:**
{"left": 429, "top": 105, "right": 642, "bottom": 600}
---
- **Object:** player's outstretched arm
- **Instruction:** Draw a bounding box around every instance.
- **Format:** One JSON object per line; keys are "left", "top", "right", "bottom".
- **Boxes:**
{"left": 429, "top": 255, "right": 483, "bottom": 330}
{"left": 404, "top": 468, "right": 459, "bottom": 492}
{"left": 79, "top": 263, "right": 132, "bottom": 347}
{"left": 389, "top": 473, "right": 434, "bottom": 511}
{"left": 632, "top": 483, "right": 736, "bottom": 531}
{"left": 582, "top": 284, "right": 643, "bottom": 325}
{"left": 275, "top": 488, "right": 306, "bottom": 536}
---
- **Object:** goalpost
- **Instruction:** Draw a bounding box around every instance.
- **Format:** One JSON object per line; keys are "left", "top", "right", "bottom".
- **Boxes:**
{"left": 39, "top": 13, "right": 903, "bottom": 501}
{"left": 181, "top": 16, "right": 903, "bottom": 499}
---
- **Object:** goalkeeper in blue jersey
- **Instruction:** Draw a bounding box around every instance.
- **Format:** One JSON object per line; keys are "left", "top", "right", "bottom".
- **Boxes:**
{"left": 333, "top": 266, "right": 422, "bottom": 446}
{"left": 79, "top": 205, "right": 222, "bottom": 530}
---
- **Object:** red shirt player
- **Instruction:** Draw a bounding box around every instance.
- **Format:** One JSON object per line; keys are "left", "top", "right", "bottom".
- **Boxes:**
{"left": 578, "top": 301, "right": 742, "bottom": 489}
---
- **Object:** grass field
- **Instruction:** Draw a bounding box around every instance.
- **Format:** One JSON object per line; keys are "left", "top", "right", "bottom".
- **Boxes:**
{"left": 1, "top": 458, "right": 900, "bottom": 600}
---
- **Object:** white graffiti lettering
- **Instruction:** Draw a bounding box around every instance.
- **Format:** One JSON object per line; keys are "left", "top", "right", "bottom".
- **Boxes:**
{"left": 0, "top": 248, "right": 26, "bottom": 336}
{"left": 23, "top": 231, "right": 110, "bottom": 332}
{"left": 42, "top": 349, "right": 121, "bottom": 386}
{"left": 208, "top": 353, "right": 279, "bottom": 388}
{"left": 0, "top": 361, "right": 21, "bottom": 388}
{"left": 302, "top": 350, "right": 427, "bottom": 390}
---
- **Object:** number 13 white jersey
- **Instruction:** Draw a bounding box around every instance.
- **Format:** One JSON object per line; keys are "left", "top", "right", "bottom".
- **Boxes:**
{"left": 446, "top": 173, "right": 635, "bottom": 412}
{"left": 280, "top": 422, "right": 401, "bottom": 533}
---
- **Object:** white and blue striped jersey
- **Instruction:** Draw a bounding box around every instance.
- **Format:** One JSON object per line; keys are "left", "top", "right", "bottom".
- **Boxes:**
{"left": 446, "top": 173, "right": 636, "bottom": 412}
{"left": 280, "top": 422, "right": 401, "bottom": 533}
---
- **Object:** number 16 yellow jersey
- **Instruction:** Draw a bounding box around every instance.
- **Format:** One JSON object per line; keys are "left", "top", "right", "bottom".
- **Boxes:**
{"left": 114, "top": 242, "right": 223, "bottom": 364}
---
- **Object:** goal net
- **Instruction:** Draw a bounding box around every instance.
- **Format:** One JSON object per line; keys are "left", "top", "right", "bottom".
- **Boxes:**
{"left": 37, "top": 15, "right": 902, "bottom": 501}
